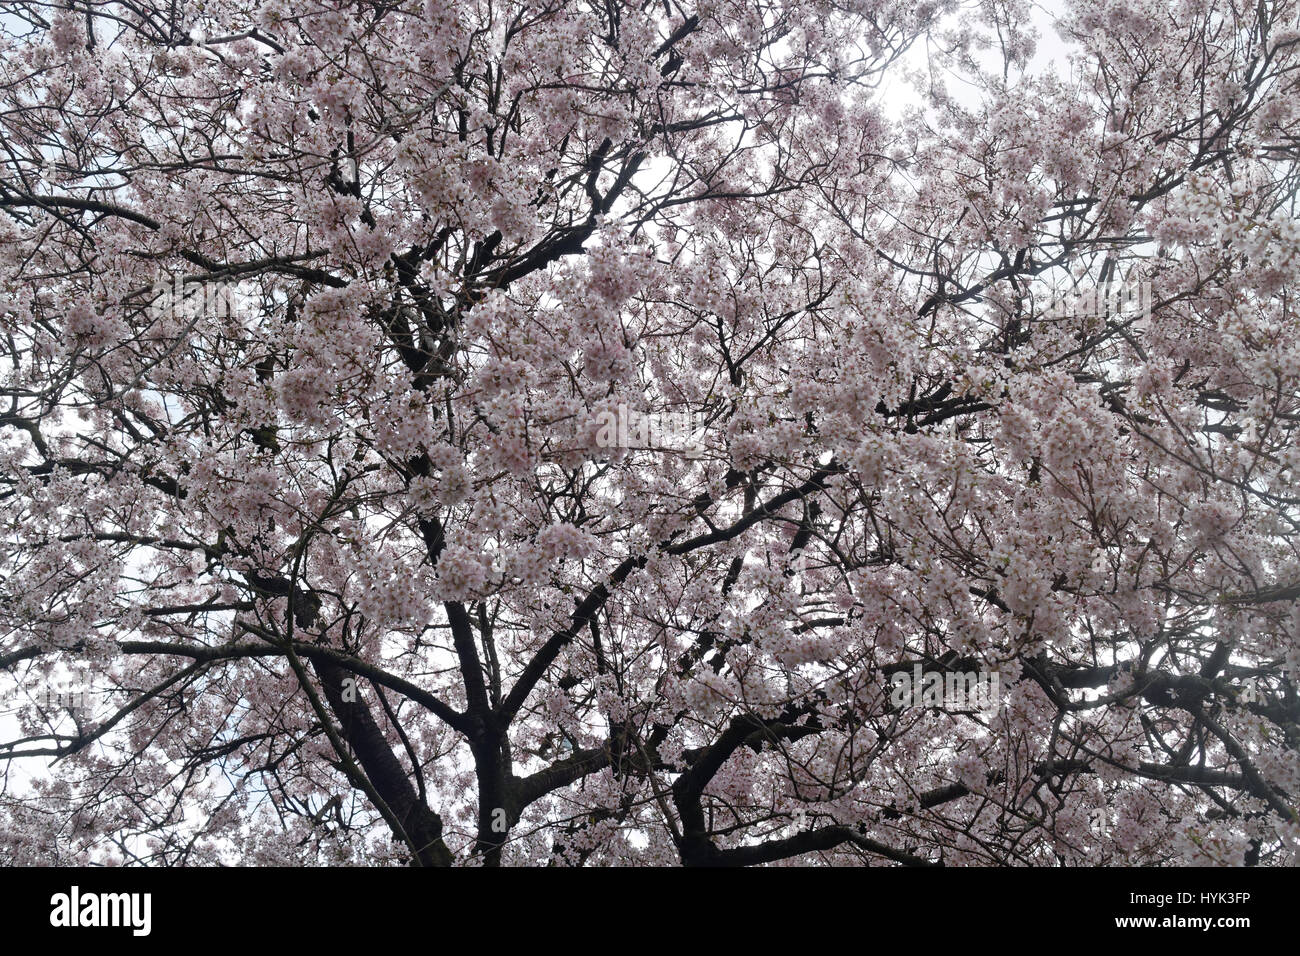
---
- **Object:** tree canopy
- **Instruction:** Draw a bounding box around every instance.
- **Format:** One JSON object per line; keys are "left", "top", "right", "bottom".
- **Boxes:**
{"left": 1, "top": 0, "right": 1299, "bottom": 866}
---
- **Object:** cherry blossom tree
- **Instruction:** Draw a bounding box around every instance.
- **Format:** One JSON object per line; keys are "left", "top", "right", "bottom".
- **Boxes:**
{"left": 1, "top": 0, "right": 1298, "bottom": 866}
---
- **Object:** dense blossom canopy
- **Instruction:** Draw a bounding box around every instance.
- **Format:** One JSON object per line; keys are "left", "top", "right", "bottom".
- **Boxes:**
{"left": 1, "top": 0, "right": 1299, "bottom": 866}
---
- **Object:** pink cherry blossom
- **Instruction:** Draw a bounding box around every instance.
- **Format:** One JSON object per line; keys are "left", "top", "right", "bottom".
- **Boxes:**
{"left": 0, "top": 0, "right": 1297, "bottom": 870}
